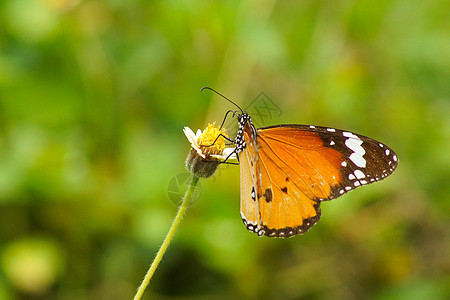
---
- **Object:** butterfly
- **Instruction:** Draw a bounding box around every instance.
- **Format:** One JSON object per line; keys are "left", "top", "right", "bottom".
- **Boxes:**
{"left": 202, "top": 88, "right": 399, "bottom": 238}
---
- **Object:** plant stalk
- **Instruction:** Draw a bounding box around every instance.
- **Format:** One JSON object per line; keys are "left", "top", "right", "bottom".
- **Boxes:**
{"left": 133, "top": 175, "right": 199, "bottom": 300}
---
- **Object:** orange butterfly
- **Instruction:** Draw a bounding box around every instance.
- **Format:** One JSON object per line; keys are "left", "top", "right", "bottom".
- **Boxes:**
{"left": 203, "top": 88, "right": 399, "bottom": 238}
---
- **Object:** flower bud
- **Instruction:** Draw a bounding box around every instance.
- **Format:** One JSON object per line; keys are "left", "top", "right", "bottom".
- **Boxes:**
{"left": 185, "top": 149, "right": 220, "bottom": 178}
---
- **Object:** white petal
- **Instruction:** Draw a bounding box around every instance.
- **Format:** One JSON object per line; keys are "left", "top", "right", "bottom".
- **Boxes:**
{"left": 184, "top": 127, "right": 205, "bottom": 157}
{"left": 183, "top": 127, "right": 197, "bottom": 145}
{"left": 192, "top": 143, "right": 204, "bottom": 157}
{"left": 210, "top": 154, "right": 227, "bottom": 160}
{"left": 223, "top": 147, "right": 236, "bottom": 157}
{"left": 211, "top": 147, "right": 237, "bottom": 162}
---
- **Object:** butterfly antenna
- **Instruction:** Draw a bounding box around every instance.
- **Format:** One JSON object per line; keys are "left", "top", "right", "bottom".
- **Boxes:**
{"left": 200, "top": 87, "right": 244, "bottom": 113}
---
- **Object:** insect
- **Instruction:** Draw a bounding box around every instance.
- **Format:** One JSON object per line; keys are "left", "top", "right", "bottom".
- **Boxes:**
{"left": 202, "top": 87, "right": 399, "bottom": 238}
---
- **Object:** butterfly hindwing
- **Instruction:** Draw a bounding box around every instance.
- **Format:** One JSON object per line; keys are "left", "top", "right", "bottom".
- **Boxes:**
{"left": 256, "top": 142, "right": 322, "bottom": 237}
{"left": 239, "top": 123, "right": 263, "bottom": 236}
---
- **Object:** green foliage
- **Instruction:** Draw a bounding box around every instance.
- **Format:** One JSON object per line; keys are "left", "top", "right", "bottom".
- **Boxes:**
{"left": 0, "top": 0, "right": 448, "bottom": 299}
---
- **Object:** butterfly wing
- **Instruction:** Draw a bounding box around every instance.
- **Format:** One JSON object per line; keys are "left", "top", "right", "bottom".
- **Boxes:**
{"left": 238, "top": 125, "right": 262, "bottom": 234}
{"left": 240, "top": 124, "right": 398, "bottom": 238}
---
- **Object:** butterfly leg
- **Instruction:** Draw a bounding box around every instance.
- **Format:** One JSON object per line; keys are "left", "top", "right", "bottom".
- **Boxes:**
{"left": 200, "top": 149, "right": 238, "bottom": 165}
{"left": 218, "top": 109, "right": 239, "bottom": 130}
{"left": 220, "top": 148, "right": 239, "bottom": 165}
{"left": 199, "top": 133, "right": 235, "bottom": 148}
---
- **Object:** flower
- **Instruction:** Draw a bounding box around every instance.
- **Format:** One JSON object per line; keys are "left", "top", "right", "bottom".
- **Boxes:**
{"left": 184, "top": 122, "right": 236, "bottom": 178}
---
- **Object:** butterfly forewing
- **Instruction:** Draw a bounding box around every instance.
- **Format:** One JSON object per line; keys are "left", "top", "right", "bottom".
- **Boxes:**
{"left": 258, "top": 125, "right": 398, "bottom": 199}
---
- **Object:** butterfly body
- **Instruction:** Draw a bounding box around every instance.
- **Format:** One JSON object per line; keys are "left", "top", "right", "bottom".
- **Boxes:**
{"left": 234, "top": 112, "right": 398, "bottom": 238}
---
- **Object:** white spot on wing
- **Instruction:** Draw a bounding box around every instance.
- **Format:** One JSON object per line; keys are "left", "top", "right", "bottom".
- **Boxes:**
{"left": 354, "top": 170, "right": 365, "bottom": 179}
{"left": 341, "top": 161, "right": 347, "bottom": 167}
{"left": 327, "top": 128, "right": 336, "bottom": 132}
{"left": 344, "top": 133, "right": 366, "bottom": 168}
{"left": 349, "top": 153, "right": 366, "bottom": 168}
{"left": 385, "top": 149, "right": 390, "bottom": 156}
{"left": 349, "top": 174, "right": 356, "bottom": 180}
{"left": 343, "top": 132, "right": 358, "bottom": 138}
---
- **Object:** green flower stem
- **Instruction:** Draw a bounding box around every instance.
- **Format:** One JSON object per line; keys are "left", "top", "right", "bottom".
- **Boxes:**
{"left": 133, "top": 175, "right": 200, "bottom": 300}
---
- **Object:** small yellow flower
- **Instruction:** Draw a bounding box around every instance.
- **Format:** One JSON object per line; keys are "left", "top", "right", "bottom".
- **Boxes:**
{"left": 183, "top": 122, "right": 236, "bottom": 178}
{"left": 183, "top": 122, "right": 236, "bottom": 161}
{"left": 197, "top": 123, "right": 227, "bottom": 156}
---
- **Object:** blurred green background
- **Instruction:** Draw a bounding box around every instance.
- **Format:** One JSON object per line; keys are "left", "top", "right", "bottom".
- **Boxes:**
{"left": 0, "top": 0, "right": 449, "bottom": 299}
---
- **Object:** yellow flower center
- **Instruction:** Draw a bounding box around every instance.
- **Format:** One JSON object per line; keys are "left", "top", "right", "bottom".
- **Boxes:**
{"left": 197, "top": 122, "right": 228, "bottom": 156}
